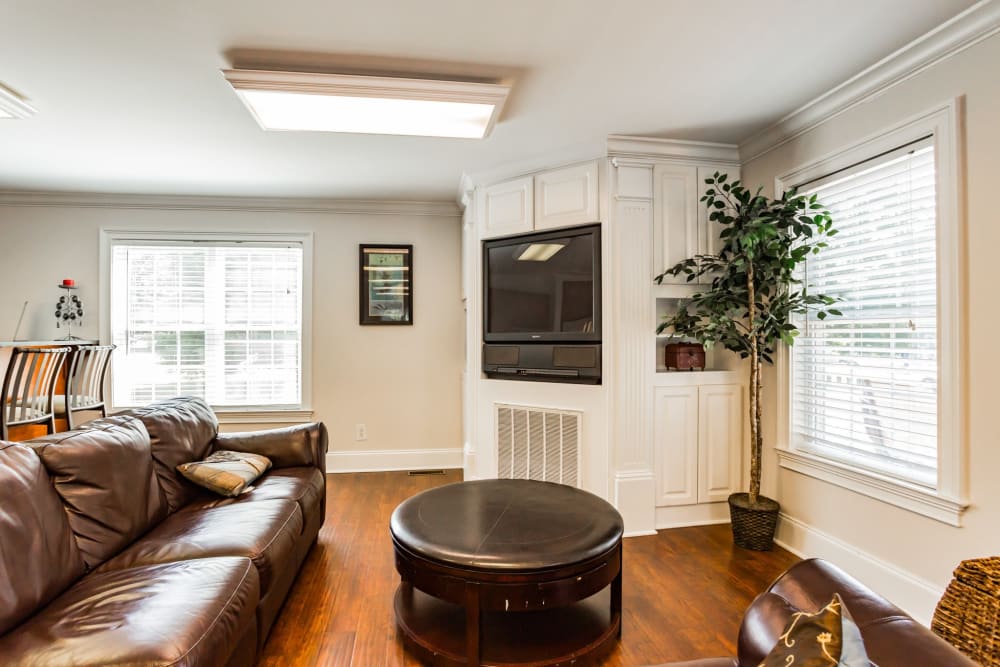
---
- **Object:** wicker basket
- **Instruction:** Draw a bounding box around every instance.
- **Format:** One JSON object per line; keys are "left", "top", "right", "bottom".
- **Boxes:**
{"left": 932, "top": 556, "right": 1000, "bottom": 666}
{"left": 728, "top": 493, "right": 779, "bottom": 551}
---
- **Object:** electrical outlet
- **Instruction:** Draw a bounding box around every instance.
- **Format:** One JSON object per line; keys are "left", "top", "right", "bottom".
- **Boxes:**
{"left": 354, "top": 423, "right": 367, "bottom": 441}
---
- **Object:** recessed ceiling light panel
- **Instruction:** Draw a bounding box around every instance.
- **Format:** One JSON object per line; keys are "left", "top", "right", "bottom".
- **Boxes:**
{"left": 223, "top": 69, "right": 509, "bottom": 139}
{"left": 0, "top": 85, "right": 36, "bottom": 119}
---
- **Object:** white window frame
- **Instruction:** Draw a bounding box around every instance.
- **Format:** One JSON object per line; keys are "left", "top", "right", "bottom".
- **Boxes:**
{"left": 774, "top": 98, "right": 968, "bottom": 525}
{"left": 99, "top": 229, "right": 314, "bottom": 424}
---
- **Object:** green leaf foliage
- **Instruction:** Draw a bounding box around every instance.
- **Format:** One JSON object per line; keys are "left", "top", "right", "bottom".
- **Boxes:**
{"left": 653, "top": 176, "right": 841, "bottom": 363}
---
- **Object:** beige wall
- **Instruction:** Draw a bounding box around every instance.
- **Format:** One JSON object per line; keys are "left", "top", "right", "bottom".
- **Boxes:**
{"left": 742, "top": 33, "right": 1000, "bottom": 620}
{"left": 0, "top": 202, "right": 463, "bottom": 456}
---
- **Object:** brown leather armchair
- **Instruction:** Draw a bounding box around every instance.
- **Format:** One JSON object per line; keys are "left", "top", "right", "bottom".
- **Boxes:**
{"left": 650, "top": 558, "right": 976, "bottom": 667}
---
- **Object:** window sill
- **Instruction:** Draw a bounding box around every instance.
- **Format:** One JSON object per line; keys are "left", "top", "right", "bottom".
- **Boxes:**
{"left": 215, "top": 408, "right": 315, "bottom": 426}
{"left": 776, "top": 447, "right": 968, "bottom": 526}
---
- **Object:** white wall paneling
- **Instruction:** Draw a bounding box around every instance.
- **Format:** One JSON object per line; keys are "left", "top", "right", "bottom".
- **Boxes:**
{"left": 611, "top": 161, "right": 657, "bottom": 535}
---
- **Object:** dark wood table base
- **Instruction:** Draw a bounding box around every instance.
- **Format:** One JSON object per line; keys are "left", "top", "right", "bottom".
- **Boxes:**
{"left": 394, "top": 586, "right": 620, "bottom": 667}
{"left": 393, "top": 541, "right": 622, "bottom": 666}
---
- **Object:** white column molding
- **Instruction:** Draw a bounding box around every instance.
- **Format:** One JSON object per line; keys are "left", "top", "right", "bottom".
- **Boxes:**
{"left": 610, "top": 162, "right": 657, "bottom": 535}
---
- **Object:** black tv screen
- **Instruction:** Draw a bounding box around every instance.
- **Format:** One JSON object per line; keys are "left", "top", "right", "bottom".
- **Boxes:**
{"left": 483, "top": 224, "right": 601, "bottom": 342}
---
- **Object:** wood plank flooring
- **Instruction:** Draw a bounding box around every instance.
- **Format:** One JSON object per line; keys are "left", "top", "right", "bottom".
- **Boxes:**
{"left": 260, "top": 471, "right": 798, "bottom": 666}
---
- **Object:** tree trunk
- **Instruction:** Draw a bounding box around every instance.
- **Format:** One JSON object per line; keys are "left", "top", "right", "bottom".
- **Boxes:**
{"left": 747, "top": 261, "right": 761, "bottom": 506}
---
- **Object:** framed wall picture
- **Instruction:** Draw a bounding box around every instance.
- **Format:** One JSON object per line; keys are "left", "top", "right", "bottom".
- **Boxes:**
{"left": 359, "top": 244, "right": 413, "bottom": 325}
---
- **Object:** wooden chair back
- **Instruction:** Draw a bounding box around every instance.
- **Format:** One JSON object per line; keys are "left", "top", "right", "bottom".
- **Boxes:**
{"left": 1, "top": 346, "right": 70, "bottom": 440}
{"left": 63, "top": 344, "right": 115, "bottom": 429}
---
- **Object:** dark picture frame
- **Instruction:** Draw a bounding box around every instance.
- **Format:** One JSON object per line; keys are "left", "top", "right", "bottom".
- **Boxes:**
{"left": 359, "top": 244, "right": 413, "bottom": 325}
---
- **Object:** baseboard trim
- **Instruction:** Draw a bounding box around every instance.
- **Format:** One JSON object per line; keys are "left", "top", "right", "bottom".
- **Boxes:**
{"left": 624, "top": 530, "right": 659, "bottom": 538}
{"left": 655, "top": 501, "right": 732, "bottom": 530}
{"left": 326, "top": 448, "right": 463, "bottom": 473}
{"left": 775, "top": 512, "right": 943, "bottom": 625}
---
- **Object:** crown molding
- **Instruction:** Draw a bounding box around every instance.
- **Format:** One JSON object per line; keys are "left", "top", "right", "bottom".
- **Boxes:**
{"left": 457, "top": 140, "right": 605, "bottom": 196}
{"left": 607, "top": 135, "right": 740, "bottom": 164}
{"left": 0, "top": 190, "right": 461, "bottom": 217}
{"left": 0, "top": 86, "right": 36, "bottom": 119}
{"left": 739, "top": 0, "right": 1000, "bottom": 163}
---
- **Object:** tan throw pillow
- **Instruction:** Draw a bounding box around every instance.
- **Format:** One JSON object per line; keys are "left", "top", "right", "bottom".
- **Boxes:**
{"left": 177, "top": 450, "right": 272, "bottom": 497}
{"left": 759, "top": 593, "right": 871, "bottom": 666}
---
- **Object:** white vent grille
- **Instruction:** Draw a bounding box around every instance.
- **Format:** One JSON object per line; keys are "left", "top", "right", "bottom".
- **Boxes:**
{"left": 495, "top": 404, "right": 581, "bottom": 487}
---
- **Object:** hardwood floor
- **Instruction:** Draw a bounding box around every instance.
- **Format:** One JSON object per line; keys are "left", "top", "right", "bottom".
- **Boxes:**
{"left": 260, "top": 471, "right": 798, "bottom": 666}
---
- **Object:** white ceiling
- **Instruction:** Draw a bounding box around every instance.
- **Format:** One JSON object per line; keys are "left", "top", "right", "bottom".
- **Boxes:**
{"left": 0, "top": 0, "right": 979, "bottom": 200}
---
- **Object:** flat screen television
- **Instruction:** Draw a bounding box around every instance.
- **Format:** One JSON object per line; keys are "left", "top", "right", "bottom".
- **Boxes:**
{"left": 483, "top": 224, "right": 601, "bottom": 343}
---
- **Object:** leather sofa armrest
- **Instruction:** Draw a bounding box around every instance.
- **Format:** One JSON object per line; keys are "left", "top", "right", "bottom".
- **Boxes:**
{"left": 211, "top": 423, "right": 328, "bottom": 473}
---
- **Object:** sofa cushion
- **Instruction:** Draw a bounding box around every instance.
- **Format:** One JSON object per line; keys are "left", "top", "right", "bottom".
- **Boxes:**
{"left": 191, "top": 467, "right": 324, "bottom": 530}
{"left": 97, "top": 498, "right": 302, "bottom": 595}
{"left": 124, "top": 396, "right": 219, "bottom": 513}
{"left": 0, "top": 557, "right": 259, "bottom": 667}
{"left": 177, "top": 450, "right": 272, "bottom": 497}
{"left": 27, "top": 415, "right": 167, "bottom": 571}
{"left": 0, "top": 443, "right": 86, "bottom": 635}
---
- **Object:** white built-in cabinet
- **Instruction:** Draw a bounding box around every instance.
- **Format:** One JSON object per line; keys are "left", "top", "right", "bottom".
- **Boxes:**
{"left": 653, "top": 164, "right": 738, "bottom": 284}
{"left": 654, "top": 378, "right": 742, "bottom": 508}
{"left": 479, "top": 161, "right": 599, "bottom": 239}
{"left": 480, "top": 176, "right": 534, "bottom": 239}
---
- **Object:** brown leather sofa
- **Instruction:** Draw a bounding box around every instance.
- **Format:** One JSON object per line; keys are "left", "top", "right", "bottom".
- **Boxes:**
{"left": 652, "top": 558, "right": 976, "bottom": 667}
{"left": 0, "top": 396, "right": 327, "bottom": 667}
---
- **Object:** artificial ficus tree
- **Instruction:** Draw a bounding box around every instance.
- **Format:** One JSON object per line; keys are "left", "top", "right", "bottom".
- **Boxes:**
{"left": 655, "top": 173, "right": 841, "bottom": 507}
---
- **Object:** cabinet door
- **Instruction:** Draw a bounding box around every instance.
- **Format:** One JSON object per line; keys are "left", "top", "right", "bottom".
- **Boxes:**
{"left": 697, "top": 384, "right": 742, "bottom": 503}
{"left": 654, "top": 386, "right": 699, "bottom": 507}
{"left": 480, "top": 176, "right": 534, "bottom": 239}
{"left": 534, "top": 161, "right": 599, "bottom": 230}
{"left": 652, "top": 164, "right": 698, "bottom": 283}
{"left": 697, "top": 166, "right": 739, "bottom": 283}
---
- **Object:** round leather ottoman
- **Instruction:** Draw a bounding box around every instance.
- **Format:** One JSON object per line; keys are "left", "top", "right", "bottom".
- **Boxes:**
{"left": 390, "top": 479, "right": 624, "bottom": 667}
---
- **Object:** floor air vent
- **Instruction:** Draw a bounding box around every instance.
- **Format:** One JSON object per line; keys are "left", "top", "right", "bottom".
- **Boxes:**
{"left": 495, "top": 404, "right": 581, "bottom": 487}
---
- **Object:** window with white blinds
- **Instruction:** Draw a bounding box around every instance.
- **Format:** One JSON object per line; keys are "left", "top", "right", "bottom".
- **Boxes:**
{"left": 110, "top": 240, "right": 304, "bottom": 409}
{"left": 791, "top": 140, "right": 938, "bottom": 488}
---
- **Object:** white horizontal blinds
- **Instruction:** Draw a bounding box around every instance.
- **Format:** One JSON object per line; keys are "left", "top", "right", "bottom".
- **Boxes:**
{"left": 111, "top": 243, "right": 303, "bottom": 408}
{"left": 792, "top": 141, "right": 938, "bottom": 487}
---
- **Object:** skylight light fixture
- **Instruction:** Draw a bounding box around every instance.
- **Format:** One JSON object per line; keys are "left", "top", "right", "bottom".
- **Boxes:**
{"left": 516, "top": 243, "right": 566, "bottom": 262}
{"left": 0, "top": 85, "right": 36, "bottom": 119}
{"left": 223, "top": 69, "right": 509, "bottom": 139}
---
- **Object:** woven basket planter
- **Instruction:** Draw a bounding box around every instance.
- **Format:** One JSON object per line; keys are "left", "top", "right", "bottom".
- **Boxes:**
{"left": 932, "top": 556, "right": 1000, "bottom": 666}
{"left": 728, "top": 493, "right": 780, "bottom": 551}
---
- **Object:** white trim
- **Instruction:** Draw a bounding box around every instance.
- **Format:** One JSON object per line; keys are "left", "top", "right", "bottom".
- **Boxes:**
{"left": 0, "top": 86, "right": 37, "bottom": 119}
{"left": 740, "top": 0, "right": 1000, "bottom": 161}
{"left": 777, "top": 448, "right": 968, "bottom": 526}
{"left": 614, "top": 470, "right": 657, "bottom": 536}
{"left": 0, "top": 190, "right": 460, "bottom": 217}
{"left": 100, "top": 229, "right": 314, "bottom": 413}
{"left": 607, "top": 135, "right": 740, "bottom": 164}
{"left": 326, "top": 447, "right": 463, "bottom": 473}
{"left": 654, "top": 501, "right": 732, "bottom": 530}
{"left": 216, "top": 409, "right": 314, "bottom": 425}
{"left": 774, "top": 99, "right": 968, "bottom": 526}
{"left": 458, "top": 142, "right": 605, "bottom": 193}
{"left": 774, "top": 512, "right": 944, "bottom": 625}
